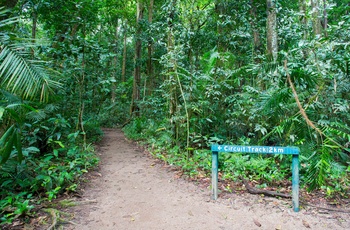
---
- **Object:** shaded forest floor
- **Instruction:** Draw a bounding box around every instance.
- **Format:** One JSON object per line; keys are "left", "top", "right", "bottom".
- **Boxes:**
{"left": 39, "top": 129, "right": 350, "bottom": 229}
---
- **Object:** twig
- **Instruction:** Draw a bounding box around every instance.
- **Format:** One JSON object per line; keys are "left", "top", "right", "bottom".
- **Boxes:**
{"left": 242, "top": 178, "right": 291, "bottom": 198}
{"left": 301, "top": 201, "right": 350, "bottom": 213}
{"left": 44, "top": 208, "right": 78, "bottom": 230}
{"left": 45, "top": 208, "right": 58, "bottom": 230}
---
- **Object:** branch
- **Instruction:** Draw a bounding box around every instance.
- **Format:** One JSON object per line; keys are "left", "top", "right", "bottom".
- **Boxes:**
{"left": 242, "top": 178, "right": 291, "bottom": 198}
{"left": 284, "top": 60, "right": 344, "bottom": 149}
{"left": 301, "top": 201, "right": 350, "bottom": 213}
{"left": 284, "top": 60, "right": 323, "bottom": 136}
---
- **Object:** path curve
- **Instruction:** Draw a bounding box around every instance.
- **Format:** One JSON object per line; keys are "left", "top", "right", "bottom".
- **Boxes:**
{"left": 67, "top": 129, "right": 349, "bottom": 230}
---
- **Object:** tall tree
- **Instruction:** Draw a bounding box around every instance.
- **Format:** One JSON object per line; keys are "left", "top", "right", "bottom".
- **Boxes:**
{"left": 130, "top": 0, "right": 144, "bottom": 116}
{"left": 111, "top": 20, "right": 119, "bottom": 103}
{"left": 298, "top": 0, "right": 307, "bottom": 39}
{"left": 322, "top": 0, "right": 328, "bottom": 37}
{"left": 266, "top": 0, "right": 277, "bottom": 61}
{"left": 121, "top": 20, "right": 128, "bottom": 83}
{"left": 311, "top": 0, "right": 322, "bottom": 36}
{"left": 250, "top": 0, "right": 262, "bottom": 56}
{"left": 167, "top": 0, "right": 177, "bottom": 118}
{"left": 146, "top": 0, "right": 154, "bottom": 95}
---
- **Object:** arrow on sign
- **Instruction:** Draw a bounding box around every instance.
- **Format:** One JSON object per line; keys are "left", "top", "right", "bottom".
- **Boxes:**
{"left": 218, "top": 146, "right": 222, "bottom": 151}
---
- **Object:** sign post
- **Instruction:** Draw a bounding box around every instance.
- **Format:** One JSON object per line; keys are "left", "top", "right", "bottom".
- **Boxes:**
{"left": 292, "top": 154, "right": 300, "bottom": 212}
{"left": 212, "top": 151, "right": 218, "bottom": 200}
{"left": 211, "top": 145, "right": 300, "bottom": 212}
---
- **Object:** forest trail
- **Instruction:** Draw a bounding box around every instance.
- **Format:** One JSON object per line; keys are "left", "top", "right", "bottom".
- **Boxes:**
{"left": 66, "top": 129, "right": 349, "bottom": 230}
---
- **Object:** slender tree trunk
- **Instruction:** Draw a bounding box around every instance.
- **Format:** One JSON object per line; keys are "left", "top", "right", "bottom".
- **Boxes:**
{"left": 266, "top": 0, "right": 278, "bottom": 62}
{"left": 299, "top": 0, "right": 307, "bottom": 40}
{"left": 122, "top": 21, "right": 127, "bottom": 83}
{"left": 323, "top": 0, "right": 328, "bottom": 37}
{"left": 31, "top": 11, "right": 37, "bottom": 57}
{"left": 146, "top": 0, "right": 154, "bottom": 96}
{"left": 311, "top": 0, "right": 322, "bottom": 36}
{"left": 77, "top": 28, "right": 87, "bottom": 145}
{"left": 167, "top": 0, "right": 178, "bottom": 141}
{"left": 215, "top": 0, "right": 225, "bottom": 53}
{"left": 112, "top": 21, "right": 119, "bottom": 103}
{"left": 130, "top": 1, "right": 144, "bottom": 116}
{"left": 250, "top": 0, "right": 261, "bottom": 56}
{"left": 1, "top": 0, "right": 18, "bottom": 9}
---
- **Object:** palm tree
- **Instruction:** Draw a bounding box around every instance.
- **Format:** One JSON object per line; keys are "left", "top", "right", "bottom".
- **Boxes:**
{"left": 0, "top": 7, "right": 61, "bottom": 164}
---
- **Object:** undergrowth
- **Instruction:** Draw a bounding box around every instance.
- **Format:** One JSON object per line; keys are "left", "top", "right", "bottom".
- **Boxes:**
{"left": 0, "top": 118, "right": 101, "bottom": 226}
{"left": 123, "top": 117, "right": 350, "bottom": 199}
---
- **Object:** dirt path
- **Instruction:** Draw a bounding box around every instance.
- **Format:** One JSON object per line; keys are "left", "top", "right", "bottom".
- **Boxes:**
{"left": 67, "top": 129, "right": 349, "bottom": 230}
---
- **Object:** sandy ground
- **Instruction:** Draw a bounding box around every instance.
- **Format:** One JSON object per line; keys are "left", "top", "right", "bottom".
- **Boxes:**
{"left": 66, "top": 128, "right": 350, "bottom": 230}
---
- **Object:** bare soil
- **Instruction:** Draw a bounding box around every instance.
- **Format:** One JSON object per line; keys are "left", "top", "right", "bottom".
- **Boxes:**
{"left": 65, "top": 128, "right": 350, "bottom": 230}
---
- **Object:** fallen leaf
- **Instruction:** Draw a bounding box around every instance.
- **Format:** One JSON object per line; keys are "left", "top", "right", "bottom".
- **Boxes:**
{"left": 253, "top": 218, "right": 262, "bottom": 227}
{"left": 302, "top": 220, "right": 311, "bottom": 228}
{"left": 12, "top": 221, "right": 23, "bottom": 227}
{"left": 275, "top": 225, "right": 282, "bottom": 230}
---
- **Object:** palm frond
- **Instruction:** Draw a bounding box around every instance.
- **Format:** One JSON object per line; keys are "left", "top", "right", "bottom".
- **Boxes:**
{"left": 26, "top": 103, "right": 59, "bottom": 121}
{"left": 0, "top": 45, "right": 61, "bottom": 102}
{"left": 0, "top": 7, "right": 18, "bottom": 29}
{"left": 259, "top": 87, "right": 292, "bottom": 115}
{"left": 0, "top": 7, "right": 61, "bottom": 103}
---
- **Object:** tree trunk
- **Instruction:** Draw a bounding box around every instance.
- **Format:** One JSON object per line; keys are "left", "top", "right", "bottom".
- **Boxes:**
{"left": 130, "top": 1, "right": 144, "bottom": 117}
{"left": 112, "top": 21, "right": 119, "bottom": 103}
{"left": 250, "top": 0, "right": 261, "bottom": 56}
{"left": 77, "top": 28, "right": 87, "bottom": 145}
{"left": 0, "top": 0, "right": 18, "bottom": 9}
{"left": 167, "top": 0, "right": 178, "bottom": 141}
{"left": 31, "top": 10, "right": 37, "bottom": 57}
{"left": 311, "top": 0, "right": 322, "bottom": 36}
{"left": 298, "top": 0, "right": 307, "bottom": 40}
{"left": 146, "top": 0, "right": 154, "bottom": 96}
{"left": 266, "top": 0, "right": 278, "bottom": 62}
{"left": 322, "top": 0, "right": 328, "bottom": 37}
{"left": 215, "top": 0, "right": 225, "bottom": 53}
{"left": 121, "top": 21, "right": 127, "bottom": 83}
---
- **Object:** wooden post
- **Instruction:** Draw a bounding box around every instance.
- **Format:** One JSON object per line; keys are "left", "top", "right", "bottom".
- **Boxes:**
{"left": 212, "top": 151, "right": 218, "bottom": 200}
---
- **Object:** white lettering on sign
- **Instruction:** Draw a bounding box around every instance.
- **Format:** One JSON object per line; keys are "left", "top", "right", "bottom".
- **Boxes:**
{"left": 224, "top": 146, "right": 247, "bottom": 152}
{"left": 245, "top": 146, "right": 285, "bottom": 153}
{"left": 211, "top": 145, "right": 297, "bottom": 154}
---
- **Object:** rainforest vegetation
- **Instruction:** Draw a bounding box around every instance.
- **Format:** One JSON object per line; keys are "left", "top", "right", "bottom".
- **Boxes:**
{"left": 0, "top": 0, "right": 350, "bottom": 225}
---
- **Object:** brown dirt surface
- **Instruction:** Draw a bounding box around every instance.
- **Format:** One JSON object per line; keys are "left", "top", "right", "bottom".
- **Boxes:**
{"left": 64, "top": 128, "right": 350, "bottom": 230}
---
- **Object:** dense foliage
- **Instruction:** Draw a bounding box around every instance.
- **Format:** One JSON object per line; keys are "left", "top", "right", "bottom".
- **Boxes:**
{"left": 123, "top": 0, "right": 350, "bottom": 197}
{"left": 1, "top": 0, "right": 350, "bottom": 226}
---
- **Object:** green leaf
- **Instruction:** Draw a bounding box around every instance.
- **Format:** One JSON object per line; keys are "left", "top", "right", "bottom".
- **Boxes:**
{"left": 15, "top": 131, "right": 23, "bottom": 162}
{"left": 0, "top": 106, "right": 4, "bottom": 119}
{"left": 53, "top": 149, "right": 59, "bottom": 158}
{"left": 0, "top": 125, "right": 15, "bottom": 146}
{"left": 0, "top": 127, "right": 16, "bottom": 164}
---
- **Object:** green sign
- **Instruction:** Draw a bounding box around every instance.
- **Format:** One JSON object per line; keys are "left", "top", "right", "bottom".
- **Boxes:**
{"left": 211, "top": 144, "right": 300, "bottom": 212}
{"left": 211, "top": 145, "right": 299, "bottom": 155}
